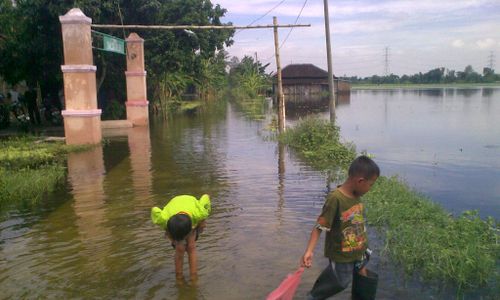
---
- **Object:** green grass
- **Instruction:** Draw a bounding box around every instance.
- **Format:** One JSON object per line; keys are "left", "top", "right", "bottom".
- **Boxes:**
{"left": 0, "top": 166, "right": 66, "bottom": 208}
{"left": 352, "top": 82, "right": 500, "bottom": 90}
{"left": 364, "top": 176, "right": 499, "bottom": 289}
{"left": 278, "top": 118, "right": 356, "bottom": 171}
{"left": 279, "top": 118, "right": 499, "bottom": 290}
{"left": 0, "top": 136, "right": 92, "bottom": 209}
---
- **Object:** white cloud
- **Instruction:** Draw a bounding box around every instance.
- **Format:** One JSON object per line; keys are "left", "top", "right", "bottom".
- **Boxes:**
{"left": 216, "top": 0, "right": 498, "bottom": 18}
{"left": 476, "top": 38, "right": 496, "bottom": 49}
{"left": 452, "top": 39, "right": 465, "bottom": 48}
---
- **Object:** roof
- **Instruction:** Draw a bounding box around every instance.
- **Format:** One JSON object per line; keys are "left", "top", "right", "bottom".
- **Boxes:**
{"left": 277, "top": 64, "right": 337, "bottom": 79}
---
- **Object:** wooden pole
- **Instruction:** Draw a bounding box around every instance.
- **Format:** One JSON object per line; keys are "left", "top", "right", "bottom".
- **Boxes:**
{"left": 273, "top": 16, "right": 285, "bottom": 133}
{"left": 323, "top": 0, "right": 336, "bottom": 122}
{"left": 92, "top": 24, "right": 310, "bottom": 30}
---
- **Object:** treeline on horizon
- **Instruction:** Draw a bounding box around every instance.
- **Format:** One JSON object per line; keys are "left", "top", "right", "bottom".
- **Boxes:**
{"left": 342, "top": 65, "right": 500, "bottom": 84}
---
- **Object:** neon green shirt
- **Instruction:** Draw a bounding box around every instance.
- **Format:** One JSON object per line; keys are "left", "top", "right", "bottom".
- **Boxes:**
{"left": 151, "top": 194, "right": 211, "bottom": 230}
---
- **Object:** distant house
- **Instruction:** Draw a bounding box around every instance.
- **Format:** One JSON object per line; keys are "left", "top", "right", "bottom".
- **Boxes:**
{"left": 272, "top": 64, "right": 350, "bottom": 96}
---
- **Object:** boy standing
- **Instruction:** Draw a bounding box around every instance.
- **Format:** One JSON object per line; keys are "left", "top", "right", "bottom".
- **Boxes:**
{"left": 301, "top": 156, "right": 379, "bottom": 299}
{"left": 151, "top": 194, "right": 211, "bottom": 280}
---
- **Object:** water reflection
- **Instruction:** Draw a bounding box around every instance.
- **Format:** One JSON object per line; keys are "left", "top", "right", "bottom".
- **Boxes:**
{"left": 336, "top": 88, "right": 500, "bottom": 218}
{"left": 276, "top": 142, "right": 285, "bottom": 225}
{"left": 1, "top": 90, "right": 498, "bottom": 298}
{"left": 67, "top": 147, "right": 110, "bottom": 268}
{"left": 285, "top": 93, "right": 351, "bottom": 120}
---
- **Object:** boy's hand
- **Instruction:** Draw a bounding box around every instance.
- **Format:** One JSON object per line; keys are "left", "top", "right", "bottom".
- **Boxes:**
{"left": 301, "top": 251, "right": 314, "bottom": 268}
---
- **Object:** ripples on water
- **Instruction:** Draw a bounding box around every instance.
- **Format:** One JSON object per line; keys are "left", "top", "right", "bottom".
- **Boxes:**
{"left": 1, "top": 89, "right": 499, "bottom": 299}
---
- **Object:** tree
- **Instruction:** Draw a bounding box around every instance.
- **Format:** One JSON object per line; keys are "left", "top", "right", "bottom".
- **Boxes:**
{"left": 0, "top": 0, "right": 234, "bottom": 112}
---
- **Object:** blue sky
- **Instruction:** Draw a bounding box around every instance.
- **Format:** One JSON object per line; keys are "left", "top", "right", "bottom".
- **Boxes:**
{"left": 215, "top": 0, "right": 500, "bottom": 77}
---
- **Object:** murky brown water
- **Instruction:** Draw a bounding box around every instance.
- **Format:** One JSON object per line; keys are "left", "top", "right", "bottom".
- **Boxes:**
{"left": 1, "top": 89, "right": 498, "bottom": 299}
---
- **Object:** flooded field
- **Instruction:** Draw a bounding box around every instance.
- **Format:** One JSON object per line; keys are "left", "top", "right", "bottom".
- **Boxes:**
{"left": 0, "top": 88, "right": 498, "bottom": 299}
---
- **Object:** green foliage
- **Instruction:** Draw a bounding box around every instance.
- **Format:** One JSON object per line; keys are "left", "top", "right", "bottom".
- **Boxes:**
{"left": 228, "top": 55, "right": 271, "bottom": 99}
{"left": 278, "top": 118, "right": 356, "bottom": 171}
{"left": 0, "top": 0, "right": 234, "bottom": 111}
{"left": 345, "top": 65, "right": 500, "bottom": 85}
{"left": 0, "top": 165, "right": 65, "bottom": 208}
{"left": 102, "top": 99, "right": 125, "bottom": 120}
{"left": 0, "top": 102, "right": 10, "bottom": 129}
{"left": 364, "top": 176, "right": 500, "bottom": 289}
{"left": 152, "top": 71, "right": 194, "bottom": 114}
{"left": 0, "top": 137, "right": 92, "bottom": 209}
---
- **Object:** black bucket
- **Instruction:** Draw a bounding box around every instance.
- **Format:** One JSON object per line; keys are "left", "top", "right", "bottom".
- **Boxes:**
{"left": 351, "top": 269, "right": 378, "bottom": 300}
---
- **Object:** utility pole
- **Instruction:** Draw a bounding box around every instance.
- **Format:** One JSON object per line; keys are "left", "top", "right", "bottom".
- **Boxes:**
{"left": 273, "top": 16, "right": 286, "bottom": 133}
{"left": 323, "top": 0, "right": 335, "bottom": 122}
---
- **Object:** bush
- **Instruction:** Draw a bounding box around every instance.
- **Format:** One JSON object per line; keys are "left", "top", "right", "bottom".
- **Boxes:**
{"left": 278, "top": 118, "right": 356, "bottom": 171}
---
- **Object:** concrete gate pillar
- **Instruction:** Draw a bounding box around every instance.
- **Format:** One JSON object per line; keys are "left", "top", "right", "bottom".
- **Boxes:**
{"left": 59, "top": 8, "right": 101, "bottom": 145}
{"left": 125, "top": 33, "right": 149, "bottom": 126}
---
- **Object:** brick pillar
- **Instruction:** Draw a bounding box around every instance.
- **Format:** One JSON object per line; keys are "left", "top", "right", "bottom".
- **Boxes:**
{"left": 125, "top": 33, "right": 149, "bottom": 126}
{"left": 59, "top": 8, "right": 101, "bottom": 145}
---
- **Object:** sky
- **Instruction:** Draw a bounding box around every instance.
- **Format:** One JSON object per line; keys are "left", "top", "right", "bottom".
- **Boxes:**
{"left": 215, "top": 0, "right": 500, "bottom": 77}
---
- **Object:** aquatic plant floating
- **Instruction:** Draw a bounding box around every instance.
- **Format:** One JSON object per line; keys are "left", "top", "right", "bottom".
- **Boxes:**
{"left": 266, "top": 267, "right": 304, "bottom": 300}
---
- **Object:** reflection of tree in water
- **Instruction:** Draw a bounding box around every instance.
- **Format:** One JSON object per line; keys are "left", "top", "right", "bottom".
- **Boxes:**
{"left": 417, "top": 89, "right": 443, "bottom": 97}
{"left": 276, "top": 142, "right": 285, "bottom": 226}
{"left": 230, "top": 97, "right": 269, "bottom": 121}
{"left": 150, "top": 103, "right": 232, "bottom": 206}
{"left": 455, "top": 89, "right": 480, "bottom": 97}
{"left": 481, "top": 88, "right": 494, "bottom": 97}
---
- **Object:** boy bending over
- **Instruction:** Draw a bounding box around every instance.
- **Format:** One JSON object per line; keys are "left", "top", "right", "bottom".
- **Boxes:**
{"left": 151, "top": 194, "right": 211, "bottom": 280}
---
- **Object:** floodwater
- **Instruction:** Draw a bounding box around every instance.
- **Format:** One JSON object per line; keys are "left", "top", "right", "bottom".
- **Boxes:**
{"left": 0, "top": 88, "right": 498, "bottom": 299}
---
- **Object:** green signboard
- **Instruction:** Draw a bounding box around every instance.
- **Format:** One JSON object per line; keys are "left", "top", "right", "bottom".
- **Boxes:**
{"left": 103, "top": 35, "right": 125, "bottom": 54}
{"left": 91, "top": 30, "right": 125, "bottom": 55}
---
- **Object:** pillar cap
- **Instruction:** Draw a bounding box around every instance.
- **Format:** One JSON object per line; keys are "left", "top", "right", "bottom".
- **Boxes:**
{"left": 60, "top": 8, "right": 92, "bottom": 25}
{"left": 126, "top": 33, "right": 144, "bottom": 43}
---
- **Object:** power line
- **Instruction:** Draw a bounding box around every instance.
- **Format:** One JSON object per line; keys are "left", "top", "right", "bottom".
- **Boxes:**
{"left": 263, "top": 0, "right": 309, "bottom": 63}
{"left": 234, "top": 0, "right": 287, "bottom": 36}
{"left": 279, "top": 0, "right": 308, "bottom": 49}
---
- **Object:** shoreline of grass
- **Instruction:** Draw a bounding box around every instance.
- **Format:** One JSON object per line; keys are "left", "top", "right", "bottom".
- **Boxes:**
{"left": 278, "top": 118, "right": 499, "bottom": 290}
{"left": 0, "top": 136, "right": 92, "bottom": 209}
{"left": 352, "top": 82, "right": 500, "bottom": 90}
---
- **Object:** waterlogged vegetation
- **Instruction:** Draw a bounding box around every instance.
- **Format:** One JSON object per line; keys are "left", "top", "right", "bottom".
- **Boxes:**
{"left": 364, "top": 176, "right": 499, "bottom": 289}
{"left": 0, "top": 137, "right": 90, "bottom": 210}
{"left": 226, "top": 56, "right": 272, "bottom": 120}
{"left": 279, "top": 119, "right": 499, "bottom": 291}
{"left": 278, "top": 118, "right": 356, "bottom": 171}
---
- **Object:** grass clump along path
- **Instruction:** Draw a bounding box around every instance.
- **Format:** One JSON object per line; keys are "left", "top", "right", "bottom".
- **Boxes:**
{"left": 364, "top": 176, "right": 499, "bottom": 289}
{"left": 279, "top": 118, "right": 499, "bottom": 290}
{"left": 0, "top": 137, "right": 90, "bottom": 209}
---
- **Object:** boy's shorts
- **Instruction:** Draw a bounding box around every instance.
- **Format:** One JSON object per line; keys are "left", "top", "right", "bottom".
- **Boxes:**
{"left": 308, "top": 251, "right": 370, "bottom": 300}
{"left": 170, "top": 227, "right": 200, "bottom": 249}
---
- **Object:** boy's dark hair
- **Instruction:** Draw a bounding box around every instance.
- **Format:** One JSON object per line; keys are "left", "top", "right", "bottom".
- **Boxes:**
{"left": 348, "top": 155, "right": 380, "bottom": 179}
{"left": 167, "top": 214, "right": 192, "bottom": 241}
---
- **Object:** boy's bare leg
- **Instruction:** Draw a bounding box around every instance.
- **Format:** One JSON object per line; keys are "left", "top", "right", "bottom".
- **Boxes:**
{"left": 186, "top": 230, "right": 198, "bottom": 280}
{"left": 174, "top": 242, "right": 186, "bottom": 279}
